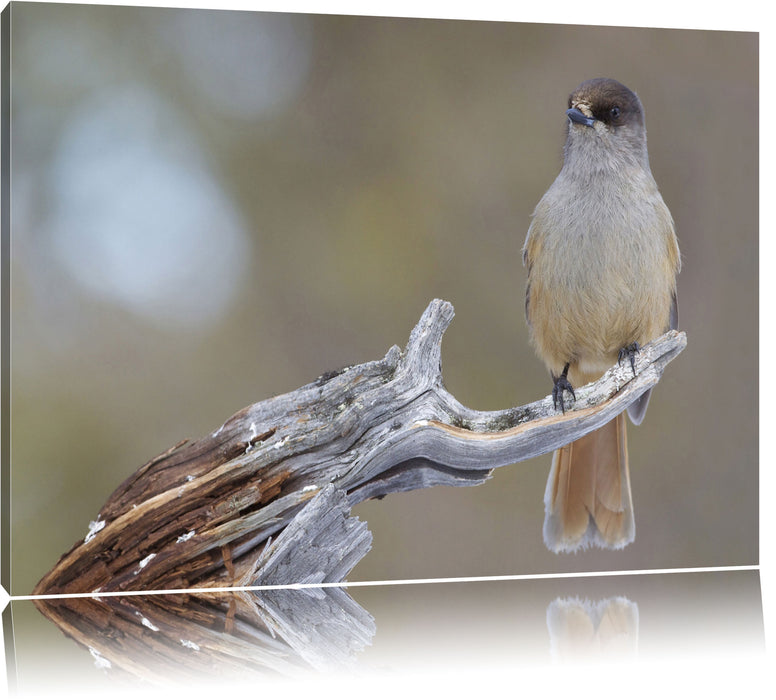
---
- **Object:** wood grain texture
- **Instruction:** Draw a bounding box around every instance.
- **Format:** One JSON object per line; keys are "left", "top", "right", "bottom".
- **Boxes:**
{"left": 33, "top": 299, "right": 686, "bottom": 595}
{"left": 33, "top": 485, "right": 376, "bottom": 680}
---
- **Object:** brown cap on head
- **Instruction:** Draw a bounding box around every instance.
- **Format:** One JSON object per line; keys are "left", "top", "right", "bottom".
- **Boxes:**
{"left": 567, "top": 78, "right": 644, "bottom": 130}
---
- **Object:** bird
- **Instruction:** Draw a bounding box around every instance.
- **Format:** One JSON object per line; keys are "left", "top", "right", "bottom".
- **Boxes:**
{"left": 522, "top": 77, "right": 680, "bottom": 553}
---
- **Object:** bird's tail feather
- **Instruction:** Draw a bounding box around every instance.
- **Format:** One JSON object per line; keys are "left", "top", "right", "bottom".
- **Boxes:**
{"left": 543, "top": 412, "right": 634, "bottom": 552}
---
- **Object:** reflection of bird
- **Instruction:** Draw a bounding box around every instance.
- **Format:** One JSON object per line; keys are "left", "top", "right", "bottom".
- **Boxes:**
{"left": 523, "top": 78, "right": 680, "bottom": 552}
{"left": 547, "top": 596, "right": 639, "bottom": 661}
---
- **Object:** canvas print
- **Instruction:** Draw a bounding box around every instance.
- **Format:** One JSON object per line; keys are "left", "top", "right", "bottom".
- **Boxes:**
{"left": 0, "top": 1, "right": 762, "bottom": 692}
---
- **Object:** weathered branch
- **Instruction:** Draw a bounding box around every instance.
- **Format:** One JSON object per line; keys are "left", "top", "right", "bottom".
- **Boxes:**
{"left": 33, "top": 299, "right": 686, "bottom": 595}
{"left": 33, "top": 484, "right": 376, "bottom": 679}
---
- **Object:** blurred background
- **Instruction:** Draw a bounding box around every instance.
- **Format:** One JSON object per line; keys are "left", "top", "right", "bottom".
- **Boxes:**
{"left": 7, "top": 2, "right": 757, "bottom": 595}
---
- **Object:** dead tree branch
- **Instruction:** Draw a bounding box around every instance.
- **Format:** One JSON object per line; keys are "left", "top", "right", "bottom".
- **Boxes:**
{"left": 33, "top": 299, "right": 686, "bottom": 595}
{"left": 32, "top": 489, "right": 376, "bottom": 681}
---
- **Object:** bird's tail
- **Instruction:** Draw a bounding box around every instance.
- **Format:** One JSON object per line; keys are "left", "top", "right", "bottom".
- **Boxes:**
{"left": 543, "top": 412, "right": 634, "bottom": 552}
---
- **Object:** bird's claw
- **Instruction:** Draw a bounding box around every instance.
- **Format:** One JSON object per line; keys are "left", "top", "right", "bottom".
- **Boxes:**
{"left": 551, "top": 368, "right": 576, "bottom": 413}
{"left": 618, "top": 342, "right": 641, "bottom": 376}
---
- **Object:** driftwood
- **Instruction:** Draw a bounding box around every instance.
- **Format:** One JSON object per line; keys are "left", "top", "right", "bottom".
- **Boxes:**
{"left": 32, "top": 489, "right": 376, "bottom": 682}
{"left": 33, "top": 299, "right": 686, "bottom": 596}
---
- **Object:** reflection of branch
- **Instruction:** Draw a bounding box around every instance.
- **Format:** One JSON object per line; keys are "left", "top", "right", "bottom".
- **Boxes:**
{"left": 258, "top": 587, "right": 375, "bottom": 672}
{"left": 33, "top": 584, "right": 375, "bottom": 682}
{"left": 34, "top": 299, "right": 686, "bottom": 594}
{"left": 34, "top": 489, "right": 375, "bottom": 679}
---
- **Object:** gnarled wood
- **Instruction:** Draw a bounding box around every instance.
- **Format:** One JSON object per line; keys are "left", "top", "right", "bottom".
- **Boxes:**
{"left": 32, "top": 485, "right": 376, "bottom": 681}
{"left": 33, "top": 299, "right": 686, "bottom": 595}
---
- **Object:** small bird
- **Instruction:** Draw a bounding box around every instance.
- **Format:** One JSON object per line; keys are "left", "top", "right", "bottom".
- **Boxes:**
{"left": 523, "top": 78, "right": 680, "bottom": 553}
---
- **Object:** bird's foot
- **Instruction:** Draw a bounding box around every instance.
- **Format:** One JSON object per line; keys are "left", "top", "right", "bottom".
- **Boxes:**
{"left": 618, "top": 342, "right": 641, "bottom": 376}
{"left": 551, "top": 363, "right": 576, "bottom": 413}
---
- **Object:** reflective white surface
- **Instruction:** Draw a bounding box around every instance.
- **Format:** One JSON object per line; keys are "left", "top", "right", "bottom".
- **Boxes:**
{"left": 3, "top": 570, "right": 766, "bottom": 698}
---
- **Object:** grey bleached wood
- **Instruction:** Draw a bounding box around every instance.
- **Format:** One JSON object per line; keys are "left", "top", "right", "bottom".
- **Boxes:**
{"left": 33, "top": 298, "right": 686, "bottom": 595}
{"left": 249, "top": 486, "right": 376, "bottom": 670}
{"left": 249, "top": 484, "right": 374, "bottom": 587}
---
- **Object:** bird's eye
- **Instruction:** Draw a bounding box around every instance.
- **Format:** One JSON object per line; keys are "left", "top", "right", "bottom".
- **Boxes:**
{"left": 610, "top": 106, "right": 621, "bottom": 120}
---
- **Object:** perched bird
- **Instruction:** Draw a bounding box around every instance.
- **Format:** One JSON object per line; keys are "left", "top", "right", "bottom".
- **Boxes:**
{"left": 522, "top": 78, "right": 680, "bottom": 552}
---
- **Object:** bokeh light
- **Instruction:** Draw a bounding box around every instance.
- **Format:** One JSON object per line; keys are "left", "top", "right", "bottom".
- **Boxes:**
{"left": 43, "top": 84, "right": 250, "bottom": 327}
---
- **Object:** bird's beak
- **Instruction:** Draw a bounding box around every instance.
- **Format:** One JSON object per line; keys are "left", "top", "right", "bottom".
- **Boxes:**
{"left": 566, "top": 108, "right": 596, "bottom": 127}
